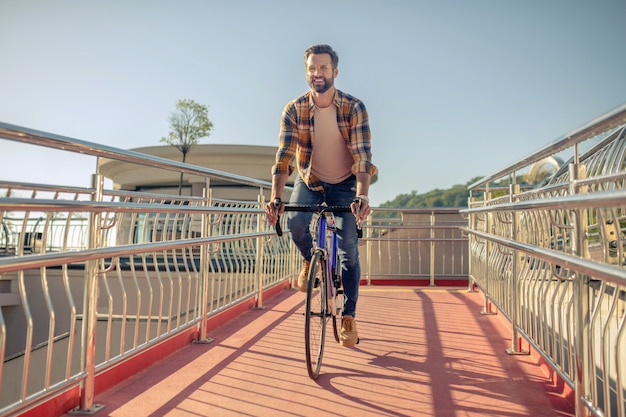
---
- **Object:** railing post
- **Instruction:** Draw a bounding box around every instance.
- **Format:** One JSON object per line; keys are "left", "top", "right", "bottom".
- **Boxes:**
{"left": 570, "top": 162, "right": 591, "bottom": 417}
{"left": 364, "top": 213, "right": 372, "bottom": 286}
{"left": 507, "top": 183, "right": 527, "bottom": 355}
{"left": 195, "top": 178, "right": 213, "bottom": 344}
{"left": 254, "top": 189, "right": 266, "bottom": 310}
{"left": 290, "top": 243, "right": 298, "bottom": 289}
{"left": 467, "top": 193, "right": 475, "bottom": 292}
{"left": 481, "top": 190, "right": 496, "bottom": 315}
{"left": 429, "top": 211, "right": 436, "bottom": 286}
{"left": 70, "top": 174, "right": 105, "bottom": 415}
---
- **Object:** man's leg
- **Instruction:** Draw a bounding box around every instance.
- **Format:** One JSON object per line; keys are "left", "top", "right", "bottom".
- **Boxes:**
{"left": 288, "top": 175, "right": 322, "bottom": 290}
{"left": 336, "top": 210, "right": 360, "bottom": 318}
{"left": 287, "top": 175, "right": 322, "bottom": 260}
{"left": 324, "top": 176, "right": 360, "bottom": 346}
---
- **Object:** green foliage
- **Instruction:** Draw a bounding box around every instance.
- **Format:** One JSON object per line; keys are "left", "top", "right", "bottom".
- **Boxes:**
{"left": 161, "top": 99, "right": 214, "bottom": 161}
{"left": 379, "top": 176, "right": 483, "bottom": 208}
{"left": 160, "top": 99, "right": 214, "bottom": 195}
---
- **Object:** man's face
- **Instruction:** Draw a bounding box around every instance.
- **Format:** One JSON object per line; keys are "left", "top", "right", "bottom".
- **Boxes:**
{"left": 305, "top": 53, "right": 337, "bottom": 94}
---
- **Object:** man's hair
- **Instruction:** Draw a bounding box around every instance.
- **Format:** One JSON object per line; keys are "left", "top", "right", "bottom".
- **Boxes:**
{"left": 304, "top": 44, "right": 339, "bottom": 68}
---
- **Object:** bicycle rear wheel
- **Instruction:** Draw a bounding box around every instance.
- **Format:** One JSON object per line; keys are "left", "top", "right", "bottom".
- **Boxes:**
{"left": 304, "top": 250, "right": 328, "bottom": 380}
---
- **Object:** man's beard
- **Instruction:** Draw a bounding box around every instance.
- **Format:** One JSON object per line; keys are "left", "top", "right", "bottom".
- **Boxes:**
{"left": 309, "top": 77, "right": 333, "bottom": 93}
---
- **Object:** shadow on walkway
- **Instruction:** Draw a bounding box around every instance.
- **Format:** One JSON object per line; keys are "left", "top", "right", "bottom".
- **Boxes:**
{"left": 70, "top": 288, "right": 574, "bottom": 417}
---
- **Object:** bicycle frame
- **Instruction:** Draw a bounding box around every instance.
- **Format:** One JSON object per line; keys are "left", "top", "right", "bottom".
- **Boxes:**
{"left": 312, "top": 211, "right": 343, "bottom": 319}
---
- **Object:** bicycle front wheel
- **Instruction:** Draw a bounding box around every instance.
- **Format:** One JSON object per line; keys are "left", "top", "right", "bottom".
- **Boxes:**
{"left": 304, "top": 250, "right": 328, "bottom": 380}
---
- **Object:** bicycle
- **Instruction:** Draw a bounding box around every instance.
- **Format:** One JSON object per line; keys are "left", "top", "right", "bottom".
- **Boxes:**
{"left": 275, "top": 200, "right": 362, "bottom": 379}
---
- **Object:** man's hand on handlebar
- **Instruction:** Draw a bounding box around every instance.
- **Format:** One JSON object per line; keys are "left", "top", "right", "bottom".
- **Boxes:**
{"left": 265, "top": 197, "right": 284, "bottom": 226}
{"left": 351, "top": 195, "right": 371, "bottom": 224}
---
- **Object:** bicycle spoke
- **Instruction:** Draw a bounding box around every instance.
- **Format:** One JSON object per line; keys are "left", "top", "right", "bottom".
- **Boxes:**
{"left": 304, "top": 251, "right": 327, "bottom": 379}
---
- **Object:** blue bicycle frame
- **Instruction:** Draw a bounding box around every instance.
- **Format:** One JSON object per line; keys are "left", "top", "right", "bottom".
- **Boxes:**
{"left": 315, "top": 211, "right": 343, "bottom": 317}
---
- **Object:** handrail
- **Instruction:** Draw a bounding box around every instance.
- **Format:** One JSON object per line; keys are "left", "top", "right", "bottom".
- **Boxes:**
{"left": 463, "top": 107, "right": 626, "bottom": 417}
{"left": 0, "top": 232, "right": 271, "bottom": 274}
{"left": 370, "top": 207, "right": 463, "bottom": 214}
{"left": 468, "top": 102, "right": 626, "bottom": 189}
{"left": 0, "top": 122, "right": 274, "bottom": 189}
{"left": 0, "top": 180, "right": 95, "bottom": 195}
{"left": 461, "top": 188, "right": 626, "bottom": 213}
{"left": 0, "top": 197, "right": 263, "bottom": 214}
{"left": 463, "top": 228, "right": 626, "bottom": 287}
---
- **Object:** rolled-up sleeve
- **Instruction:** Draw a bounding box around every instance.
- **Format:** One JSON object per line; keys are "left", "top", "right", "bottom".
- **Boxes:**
{"left": 271, "top": 103, "right": 297, "bottom": 176}
{"left": 348, "top": 100, "right": 377, "bottom": 176}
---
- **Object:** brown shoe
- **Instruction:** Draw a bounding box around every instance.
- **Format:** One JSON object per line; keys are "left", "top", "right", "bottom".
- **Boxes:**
{"left": 297, "top": 260, "right": 310, "bottom": 292}
{"left": 340, "top": 315, "right": 359, "bottom": 347}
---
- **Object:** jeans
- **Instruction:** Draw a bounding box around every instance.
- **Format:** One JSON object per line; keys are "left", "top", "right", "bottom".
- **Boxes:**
{"left": 288, "top": 175, "right": 360, "bottom": 318}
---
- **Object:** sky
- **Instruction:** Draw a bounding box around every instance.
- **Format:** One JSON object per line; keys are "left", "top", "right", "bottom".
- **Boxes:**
{"left": 1, "top": 0, "right": 624, "bottom": 206}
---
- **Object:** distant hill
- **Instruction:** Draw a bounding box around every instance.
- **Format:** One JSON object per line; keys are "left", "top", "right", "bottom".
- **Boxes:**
{"left": 379, "top": 177, "right": 483, "bottom": 208}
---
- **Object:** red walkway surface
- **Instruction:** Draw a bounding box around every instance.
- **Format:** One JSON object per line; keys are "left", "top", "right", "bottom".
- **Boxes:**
{"left": 67, "top": 287, "right": 574, "bottom": 417}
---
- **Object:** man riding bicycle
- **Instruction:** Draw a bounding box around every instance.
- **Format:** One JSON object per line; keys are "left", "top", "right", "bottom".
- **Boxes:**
{"left": 265, "top": 44, "right": 376, "bottom": 347}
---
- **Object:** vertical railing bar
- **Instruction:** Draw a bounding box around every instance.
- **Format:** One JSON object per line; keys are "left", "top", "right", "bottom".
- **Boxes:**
{"left": 614, "top": 302, "right": 626, "bottom": 417}
{"left": 40, "top": 209, "right": 56, "bottom": 389}
{"left": 481, "top": 190, "right": 495, "bottom": 315}
{"left": 141, "top": 198, "right": 155, "bottom": 344}
{"left": 101, "top": 266, "right": 113, "bottom": 362}
{"left": 507, "top": 182, "right": 527, "bottom": 355}
{"left": 115, "top": 257, "right": 128, "bottom": 356}
{"left": 467, "top": 193, "right": 475, "bottom": 292}
{"left": 127, "top": 207, "right": 142, "bottom": 349}
{"left": 168, "top": 207, "right": 182, "bottom": 330}
{"left": 152, "top": 210, "right": 165, "bottom": 338}
{"left": 181, "top": 211, "right": 193, "bottom": 326}
{"left": 429, "top": 212, "right": 435, "bottom": 286}
{"left": 195, "top": 178, "right": 213, "bottom": 344}
{"left": 17, "top": 267, "right": 33, "bottom": 401}
{"left": 62, "top": 212, "right": 78, "bottom": 380}
{"left": 254, "top": 189, "right": 266, "bottom": 310}
{"left": 72, "top": 173, "right": 105, "bottom": 414}
{"left": 589, "top": 209, "right": 608, "bottom": 406}
{"left": 161, "top": 209, "right": 174, "bottom": 333}
{"left": 600, "top": 281, "right": 618, "bottom": 416}
{"left": 570, "top": 162, "right": 591, "bottom": 417}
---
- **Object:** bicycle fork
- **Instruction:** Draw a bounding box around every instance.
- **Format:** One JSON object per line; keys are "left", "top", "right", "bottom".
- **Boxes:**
{"left": 326, "top": 214, "right": 345, "bottom": 318}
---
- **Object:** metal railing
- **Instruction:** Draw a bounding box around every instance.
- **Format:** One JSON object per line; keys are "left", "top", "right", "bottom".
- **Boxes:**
{"left": 463, "top": 102, "right": 626, "bottom": 417}
{"left": 0, "top": 122, "right": 469, "bottom": 417}
{"left": 0, "top": 123, "right": 294, "bottom": 416}
{"left": 361, "top": 208, "right": 468, "bottom": 285}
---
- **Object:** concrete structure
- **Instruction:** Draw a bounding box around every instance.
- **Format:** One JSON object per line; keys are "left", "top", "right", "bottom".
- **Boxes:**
{"left": 98, "top": 144, "right": 285, "bottom": 200}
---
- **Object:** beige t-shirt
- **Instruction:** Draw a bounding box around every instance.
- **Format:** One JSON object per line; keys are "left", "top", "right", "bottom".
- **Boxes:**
{"left": 311, "top": 105, "right": 353, "bottom": 184}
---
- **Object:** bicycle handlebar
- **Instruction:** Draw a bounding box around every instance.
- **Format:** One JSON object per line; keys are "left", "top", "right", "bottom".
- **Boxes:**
{"left": 281, "top": 205, "right": 353, "bottom": 213}
{"left": 274, "top": 204, "right": 362, "bottom": 238}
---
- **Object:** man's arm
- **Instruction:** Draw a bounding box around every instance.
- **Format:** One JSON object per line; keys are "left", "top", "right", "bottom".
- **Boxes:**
{"left": 352, "top": 172, "right": 372, "bottom": 222}
{"left": 265, "top": 172, "right": 289, "bottom": 225}
{"left": 356, "top": 172, "right": 371, "bottom": 198}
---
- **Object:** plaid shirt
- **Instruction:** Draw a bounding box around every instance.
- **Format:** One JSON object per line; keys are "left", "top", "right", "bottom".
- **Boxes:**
{"left": 272, "top": 89, "right": 376, "bottom": 192}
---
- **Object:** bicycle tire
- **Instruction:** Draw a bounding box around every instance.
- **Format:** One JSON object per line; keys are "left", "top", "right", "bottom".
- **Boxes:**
{"left": 304, "top": 250, "right": 327, "bottom": 380}
{"left": 331, "top": 250, "right": 342, "bottom": 343}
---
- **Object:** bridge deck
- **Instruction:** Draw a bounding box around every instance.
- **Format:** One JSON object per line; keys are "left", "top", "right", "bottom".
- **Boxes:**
{"left": 69, "top": 287, "right": 574, "bottom": 417}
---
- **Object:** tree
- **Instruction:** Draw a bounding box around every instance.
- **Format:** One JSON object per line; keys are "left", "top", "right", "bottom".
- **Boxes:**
{"left": 161, "top": 99, "right": 214, "bottom": 195}
{"left": 379, "top": 177, "right": 484, "bottom": 209}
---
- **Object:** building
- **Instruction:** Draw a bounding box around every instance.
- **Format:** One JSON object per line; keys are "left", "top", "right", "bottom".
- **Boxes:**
{"left": 98, "top": 144, "right": 285, "bottom": 201}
